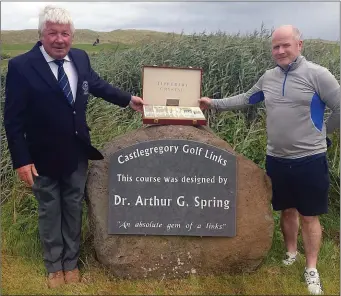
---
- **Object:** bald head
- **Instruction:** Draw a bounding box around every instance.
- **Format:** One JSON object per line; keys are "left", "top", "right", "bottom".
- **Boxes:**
{"left": 272, "top": 25, "right": 302, "bottom": 41}
{"left": 271, "top": 25, "right": 303, "bottom": 68}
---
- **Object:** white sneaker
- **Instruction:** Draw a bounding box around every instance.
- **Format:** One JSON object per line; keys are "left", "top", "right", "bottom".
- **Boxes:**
{"left": 304, "top": 268, "right": 323, "bottom": 295}
{"left": 282, "top": 251, "right": 298, "bottom": 266}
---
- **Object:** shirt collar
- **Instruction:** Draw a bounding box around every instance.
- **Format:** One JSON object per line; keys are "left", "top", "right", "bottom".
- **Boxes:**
{"left": 39, "top": 45, "right": 71, "bottom": 63}
{"left": 277, "top": 55, "right": 305, "bottom": 73}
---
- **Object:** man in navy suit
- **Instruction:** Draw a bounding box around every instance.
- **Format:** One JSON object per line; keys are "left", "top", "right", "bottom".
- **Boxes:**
{"left": 4, "top": 5, "right": 144, "bottom": 288}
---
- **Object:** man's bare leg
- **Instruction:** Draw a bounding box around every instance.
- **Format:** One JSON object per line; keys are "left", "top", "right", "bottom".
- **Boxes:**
{"left": 300, "top": 215, "right": 322, "bottom": 268}
{"left": 300, "top": 215, "right": 323, "bottom": 295}
{"left": 281, "top": 208, "right": 300, "bottom": 253}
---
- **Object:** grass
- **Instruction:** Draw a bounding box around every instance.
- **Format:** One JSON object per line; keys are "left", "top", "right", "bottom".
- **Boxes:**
{"left": 1, "top": 28, "right": 180, "bottom": 45}
{"left": 1, "top": 43, "right": 134, "bottom": 70}
{"left": 1, "top": 27, "right": 340, "bottom": 295}
{"left": 2, "top": 42, "right": 132, "bottom": 55}
{"left": 2, "top": 233, "right": 339, "bottom": 295}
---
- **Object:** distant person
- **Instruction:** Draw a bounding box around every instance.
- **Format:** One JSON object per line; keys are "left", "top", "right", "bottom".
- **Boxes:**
{"left": 4, "top": 5, "right": 144, "bottom": 289}
{"left": 199, "top": 25, "right": 340, "bottom": 295}
{"left": 93, "top": 37, "right": 99, "bottom": 46}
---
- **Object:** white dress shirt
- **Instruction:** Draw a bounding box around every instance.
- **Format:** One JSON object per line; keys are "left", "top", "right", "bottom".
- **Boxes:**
{"left": 39, "top": 45, "right": 78, "bottom": 101}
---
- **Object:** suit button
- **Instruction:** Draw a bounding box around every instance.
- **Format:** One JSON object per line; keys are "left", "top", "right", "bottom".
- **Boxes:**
{"left": 75, "top": 131, "right": 78, "bottom": 135}
{"left": 73, "top": 111, "right": 76, "bottom": 115}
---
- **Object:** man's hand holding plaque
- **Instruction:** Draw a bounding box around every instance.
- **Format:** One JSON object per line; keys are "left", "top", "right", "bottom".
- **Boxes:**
{"left": 129, "top": 96, "right": 145, "bottom": 113}
{"left": 198, "top": 97, "right": 213, "bottom": 110}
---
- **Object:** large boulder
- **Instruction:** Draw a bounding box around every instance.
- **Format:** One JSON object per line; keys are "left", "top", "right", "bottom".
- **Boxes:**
{"left": 86, "top": 125, "right": 274, "bottom": 279}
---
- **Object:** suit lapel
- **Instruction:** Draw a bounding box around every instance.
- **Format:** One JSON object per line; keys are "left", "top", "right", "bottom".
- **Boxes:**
{"left": 30, "top": 42, "right": 61, "bottom": 92}
{"left": 29, "top": 42, "right": 74, "bottom": 108}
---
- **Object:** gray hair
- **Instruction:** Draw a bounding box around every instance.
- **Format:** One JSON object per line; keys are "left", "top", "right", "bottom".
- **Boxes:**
{"left": 38, "top": 5, "right": 75, "bottom": 37}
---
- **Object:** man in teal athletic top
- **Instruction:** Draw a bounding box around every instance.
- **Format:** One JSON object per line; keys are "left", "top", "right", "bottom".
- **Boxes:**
{"left": 199, "top": 25, "right": 340, "bottom": 295}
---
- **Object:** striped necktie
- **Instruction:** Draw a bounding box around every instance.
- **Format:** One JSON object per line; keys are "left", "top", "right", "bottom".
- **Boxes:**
{"left": 53, "top": 59, "right": 74, "bottom": 105}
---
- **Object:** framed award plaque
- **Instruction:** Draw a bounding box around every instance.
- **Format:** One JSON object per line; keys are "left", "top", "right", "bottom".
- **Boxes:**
{"left": 142, "top": 65, "right": 207, "bottom": 126}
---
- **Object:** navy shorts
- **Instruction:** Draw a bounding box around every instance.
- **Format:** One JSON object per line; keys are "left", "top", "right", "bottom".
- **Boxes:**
{"left": 265, "top": 153, "right": 330, "bottom": 216}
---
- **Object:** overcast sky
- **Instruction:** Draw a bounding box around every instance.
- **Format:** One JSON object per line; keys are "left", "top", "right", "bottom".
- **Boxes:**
{"left": 1, "top": 1, "right": 340, "bottom": 41}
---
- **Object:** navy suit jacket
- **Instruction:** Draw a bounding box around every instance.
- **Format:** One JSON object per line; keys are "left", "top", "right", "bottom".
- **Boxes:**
{"left": 4, "top": 41, "right": 132, "bottom": 178}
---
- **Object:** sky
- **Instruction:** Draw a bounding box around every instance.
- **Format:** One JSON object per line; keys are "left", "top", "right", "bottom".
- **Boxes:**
{"left": 1, "top": 1, "right": 340, "bottom": 41}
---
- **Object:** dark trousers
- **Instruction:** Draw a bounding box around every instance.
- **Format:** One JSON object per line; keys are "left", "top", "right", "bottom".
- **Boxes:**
{"left": 32, "top": 156, "right": 88, "bottom": 273}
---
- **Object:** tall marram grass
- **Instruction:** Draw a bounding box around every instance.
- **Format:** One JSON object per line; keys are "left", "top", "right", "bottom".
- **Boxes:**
{"left": 1, "top": 29, "right": 339, "bottom": 261}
